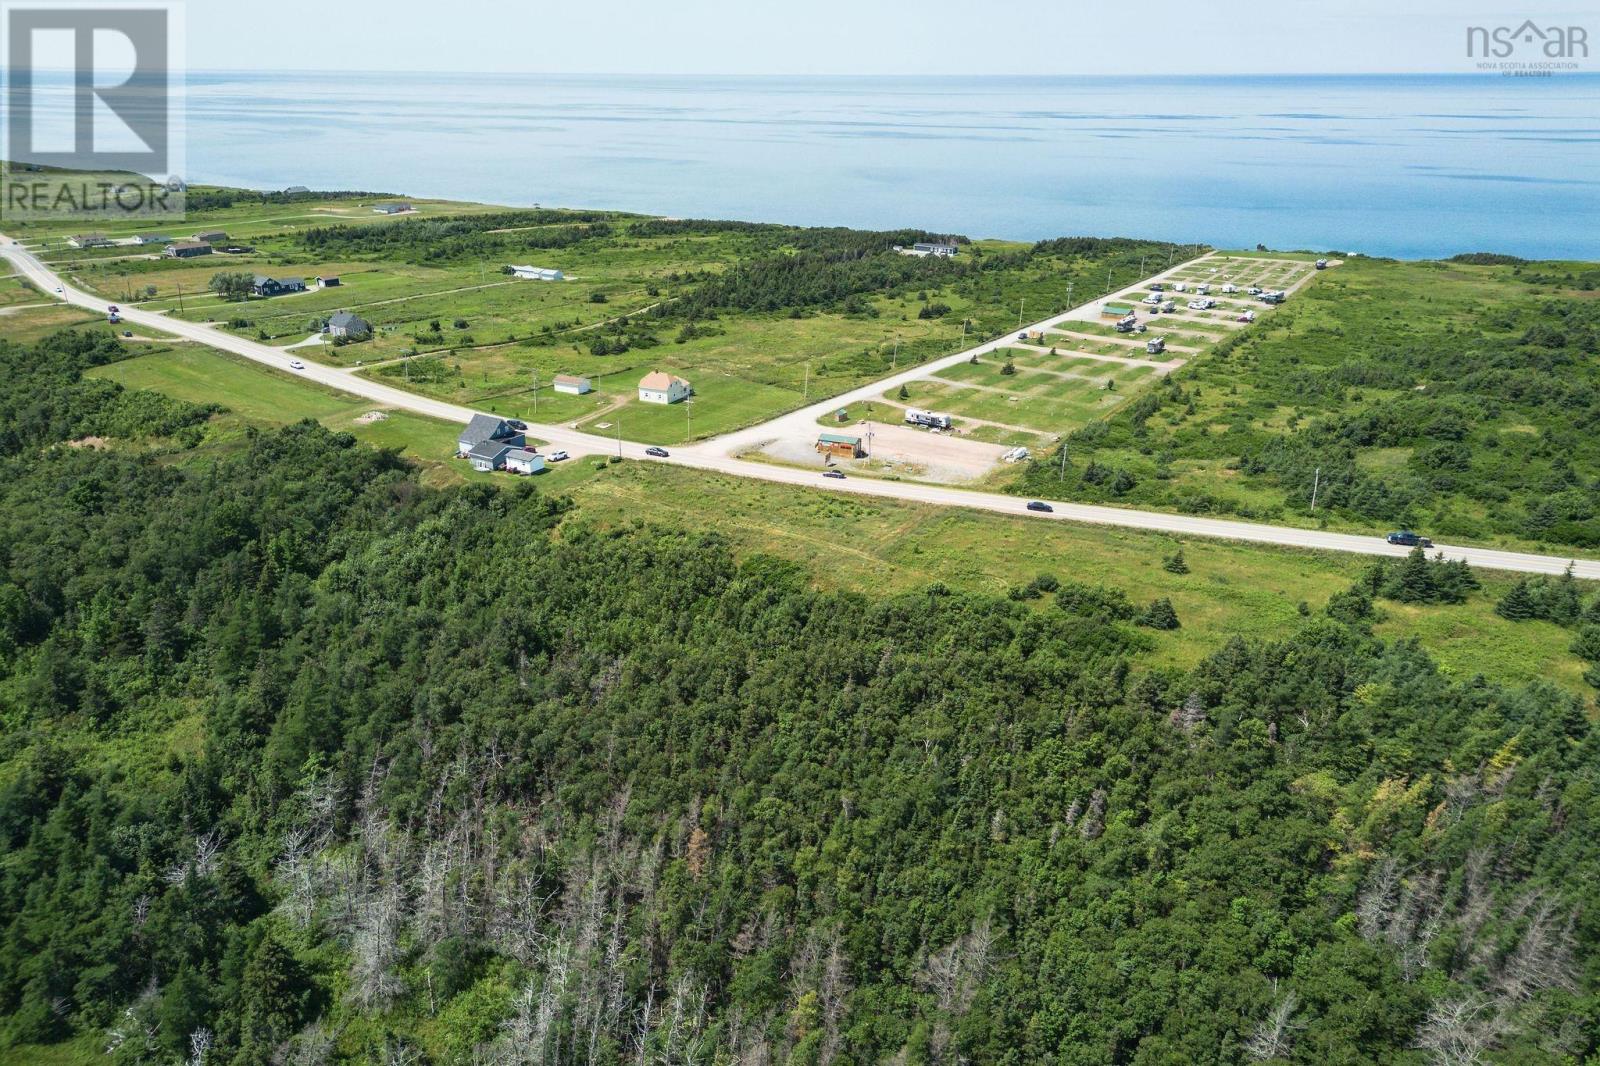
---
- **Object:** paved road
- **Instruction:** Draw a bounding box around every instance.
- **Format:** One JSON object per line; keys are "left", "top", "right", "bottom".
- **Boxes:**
{"left": 5, "top": 238, "right": 1595, "bottom": 578}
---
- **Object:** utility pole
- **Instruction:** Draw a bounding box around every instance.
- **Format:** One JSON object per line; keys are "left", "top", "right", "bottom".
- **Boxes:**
{"left": 1017, "top": 297, "right": 1025, "bottom": 330}
{"left": 803, "top": 361, "right": 810, "bottom": 401}
{"left": 1058, "top": 438, "right": 1068, "bottom": 480}
{"left": 686, "top": 398, "right": 692, "bottom": 438}
{"left": 175, "top": 282, "right": 185, "bottom": 315}
{"left": 892, "top": 335, "right": 900, "bottom": 370}
{"left": 616, "top": 415, "right": 622, "bottom": 459}
{"left": 1139, "top": 254, "right": 1147, "bottom": 279}
{"left": 1310, "top": 467, "right": 1322, "bottom": 511}
{"left": 531, "top": 369, "right": 538, "bottom": 417}
{"left": 1105, "top": 265, "right": 1113, "bottom": 294}
{"left": 1065, "top": 281, "right": 1074, "bottom": 312}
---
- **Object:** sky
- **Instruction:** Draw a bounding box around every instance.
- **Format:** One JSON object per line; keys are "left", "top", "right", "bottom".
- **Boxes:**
{"left": 187, "top": 0, "right": 1598, "bottom": 76}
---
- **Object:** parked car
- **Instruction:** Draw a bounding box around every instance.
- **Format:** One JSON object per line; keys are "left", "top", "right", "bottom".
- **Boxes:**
{"left": 1149, "top": 283, "right": 1164, "bottom": 292}
{"left": 289, "top": 360, "right": 306, "bottom": 370}
{"left": 506, "top": 419, "right": 528, "bottom": 432}
{"left": 548, "top": 450, "right": 569, "bottom": 462}
{"left": 645, "top": 446, "right": 670, "bottom": 458}
{"left": 122, "top": 330, "right": 133, "bottom": 337}
{"left": 1386, "top": 531, "right": 1434, "bottom": 548}
{"left": 1026, "top": 501, "right": 1054, "bottom": 513}
{"left": 823, "top": 470, "right": 846, "bottom": 479}
{"left": 1247, "top": 286, "right": 1263, "bottom": 295}
{"left": 1142, "top": 294, "right": 1162, "bottom": 305}
{"left": 1238, "top": 310, "right": 1256, "bottom": 323}
{"left": 1316, "top": 258, "right": 1329, "bottom": 269}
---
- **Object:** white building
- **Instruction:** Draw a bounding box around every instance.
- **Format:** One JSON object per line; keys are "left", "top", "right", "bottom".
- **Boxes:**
{"left": 510, "top": 265, "right": 564, "bottom": 281}
{"left": 505, "top": 449, "right": 546, "bottom": 475}
{"left": 638, "top": 371, "right": 692, "bottom": 405}
{"left": 553, "top": 374, "right": 592, "bottom": 396}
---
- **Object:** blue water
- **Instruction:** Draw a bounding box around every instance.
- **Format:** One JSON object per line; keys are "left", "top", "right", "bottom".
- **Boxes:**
{"left": 183, "top": 72, "right": 1600, "bottom": 260}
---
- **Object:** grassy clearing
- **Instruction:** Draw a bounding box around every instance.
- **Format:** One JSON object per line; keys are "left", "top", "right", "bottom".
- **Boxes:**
{"left": 61, "top": 336, "right": 1600, "bottom": 696}
{"left": 557, "top": 462, "right": 1593, "bottom": 692}
{"left": 85, "top": 345, "right": 479, "bottom": 475}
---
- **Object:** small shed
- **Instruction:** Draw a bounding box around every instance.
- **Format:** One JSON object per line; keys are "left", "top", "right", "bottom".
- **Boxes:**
{"left": 816, "top": 433, "right": 864, "bottom": 459}
{"left": 553, "top": 374, "right": 592, "bottom": 396}
{"left": 315, "top": 275, "right": 341, "bottom": 288}
{"left": 505, "top": 449, "right": 546, "bottom": 475}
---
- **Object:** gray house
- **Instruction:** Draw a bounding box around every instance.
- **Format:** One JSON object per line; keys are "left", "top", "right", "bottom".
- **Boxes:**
{"left": 468, "top": 439, "right": 518, "bottom": 472}
{"left": 326, "top": 310, "right": 371, "bottom": 338}
{"left": 457, "top": 414, "right": 524, "bottom": 457}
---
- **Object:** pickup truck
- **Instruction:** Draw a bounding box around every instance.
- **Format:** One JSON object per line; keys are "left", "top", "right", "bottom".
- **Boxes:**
{"left": 1386, "top": 531, "right": 1434, "bottom": 548}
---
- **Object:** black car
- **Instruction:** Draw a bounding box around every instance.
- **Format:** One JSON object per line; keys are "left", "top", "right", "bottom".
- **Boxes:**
{"left": 823, "top": 470, "right": 846, "bottom": 479}
{"left": 506, "top": 419, "right": 528, "bottom": 432}
{"left": 1026, "top": 501, "right": 1054, "bottom": 513}
{"left": 1386, "top": 530, "right": 1434, "bottom": 548}
{"left": 645, "top": 446, "right": 670, "bottom": 458}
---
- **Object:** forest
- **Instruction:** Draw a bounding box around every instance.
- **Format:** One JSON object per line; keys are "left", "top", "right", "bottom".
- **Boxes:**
{"left": 1, "top": 330, "right": 1597, "bottom": 1065}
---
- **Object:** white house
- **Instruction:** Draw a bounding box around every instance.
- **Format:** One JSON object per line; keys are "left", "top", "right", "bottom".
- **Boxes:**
{"left": 553, "top": 374, "right": 592, "bottom": 396}
{"left": 638, "top": 371, "right": 691, "bottom": 405}
{"left": 510, "top": 265, "right": 564, "bottom": 281}
{"left": 505, "top": 449, "right": 546, "bottom": 475}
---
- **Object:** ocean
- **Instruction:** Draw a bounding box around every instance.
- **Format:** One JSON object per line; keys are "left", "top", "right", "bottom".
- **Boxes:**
{"left": 185, "top": 71, "right": 1600, "bottom": 260}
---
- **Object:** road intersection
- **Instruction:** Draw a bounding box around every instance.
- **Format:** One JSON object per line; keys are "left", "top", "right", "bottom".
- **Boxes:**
{"left": 6, "top": 238, "right": 1595, "bottom": 578}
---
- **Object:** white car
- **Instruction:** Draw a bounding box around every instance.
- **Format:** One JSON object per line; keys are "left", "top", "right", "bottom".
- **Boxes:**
{"left": 1187, "top": 299, "right": 1208, "bottom": 311}
{"left": 548, "top": 450, "right": 569, "bottom": 462}
{"left": 1221, "top": 284, "right": 1238, "bottom": 294}
{"left": 54, "top": 286, "right": 63, "bottom": 293}
{"left": 1142, "top": 294, "right": 1162, "bottom": 305}
{"left": 289, "top": 360, "right": 306, "bottom": 370}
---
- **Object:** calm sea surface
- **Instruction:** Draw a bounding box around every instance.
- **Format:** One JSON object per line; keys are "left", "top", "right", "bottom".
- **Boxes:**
{"left": 185, "top": 72, "right": 1600, "bottom": 260}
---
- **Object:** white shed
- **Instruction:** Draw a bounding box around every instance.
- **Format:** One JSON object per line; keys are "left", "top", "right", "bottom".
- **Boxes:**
{"left": 506, "top": 449, "right": 546, "bottom": 475}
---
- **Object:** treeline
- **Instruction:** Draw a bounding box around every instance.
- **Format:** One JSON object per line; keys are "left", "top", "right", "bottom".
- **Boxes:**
{"left": 183, "top": 188, "right": 401, "bottom": 212}
{"left": 0, "top": 331, "right": 1596, "bottom": 1063}
{"left": 299, "top": 211, "right": 625, "bottom": 263}
{"left": 0, "top": 331, "right": 216, "bottom": 454}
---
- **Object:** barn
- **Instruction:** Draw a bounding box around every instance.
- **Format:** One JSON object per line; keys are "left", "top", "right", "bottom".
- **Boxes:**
{"left": 816, "top": 433, "right": 864, "bottom": 459}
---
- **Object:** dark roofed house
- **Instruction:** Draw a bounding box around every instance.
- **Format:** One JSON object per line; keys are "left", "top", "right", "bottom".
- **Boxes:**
{"left": 252, "top": 275, "right": 307, "bottom": 298}
{"left": 325, "top": 311, "right": 371, "bottom": 339}
{"left": 457, "top": 414, "right": 524, "bottom": 457}
{"left": 372, "top": 202, "right": 414, "bottom": 215}
{"left": 284, "top": 185, "right": 310, "bottom": 195}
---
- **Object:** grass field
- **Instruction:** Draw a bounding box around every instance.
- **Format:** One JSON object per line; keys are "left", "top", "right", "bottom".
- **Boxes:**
{"left": 557, "top": 462, "right": 1592, "bottom": 692}
{"left": 49, "top": 333, "right": 1599, "bottom": 697}
{"left": 86, "top": 345, "right": 481, "bottom": 477}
